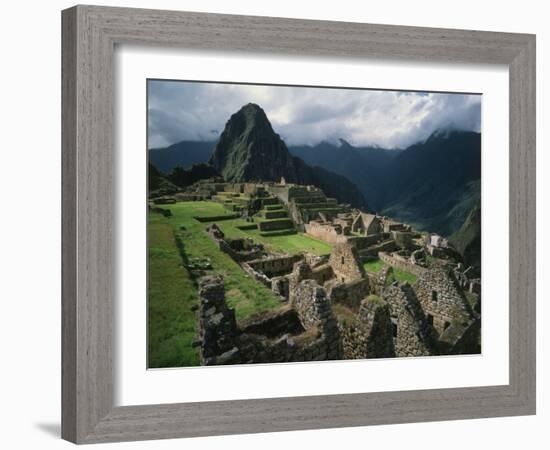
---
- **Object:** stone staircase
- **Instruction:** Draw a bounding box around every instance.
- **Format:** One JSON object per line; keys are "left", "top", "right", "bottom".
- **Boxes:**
{"left": 256, "top": 197, "right": 296, "bottom": 236}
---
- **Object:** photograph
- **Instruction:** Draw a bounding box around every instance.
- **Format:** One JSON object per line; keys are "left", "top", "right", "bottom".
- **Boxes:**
{"left": 147, "top": 80, "right": 482, "bottom": 368}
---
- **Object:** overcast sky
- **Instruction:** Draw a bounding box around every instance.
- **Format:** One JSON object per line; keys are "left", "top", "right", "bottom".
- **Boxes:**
{"left": 148, "top": 80, "right": 481, "bottom": 149}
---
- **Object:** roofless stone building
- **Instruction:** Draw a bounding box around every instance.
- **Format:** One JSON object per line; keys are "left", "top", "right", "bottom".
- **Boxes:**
{"left": 173, "top": 178, "right": 481, "bottom": 364}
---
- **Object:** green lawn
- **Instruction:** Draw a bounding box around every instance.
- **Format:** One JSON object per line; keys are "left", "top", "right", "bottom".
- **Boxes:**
{"left": 363, "top": 258, "right": 384, "bottom": 273}
{"left": 148, "top": 221, "right": 200, "bottom": 368}
{"left": 387, "top": 267, "right": 418, "bottom": 285}
{"left": 194, "top": 206, "right": 332, "bottom": 256}
{"left": 249, "top": 229, "right": 331, "bottom": 255}
{"left": 148, "top": 201, "right": 284, "bottom": 368}
{"left": 362, "top": 257, "right": 417, "bottom": 284}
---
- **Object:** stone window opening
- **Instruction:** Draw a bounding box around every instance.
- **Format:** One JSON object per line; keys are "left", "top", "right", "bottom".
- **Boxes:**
{"left": 444, "top": 321, "right": 451, "bottom": 330}
{"left": 431, "top": 290, "right": 438, "bottom": 302}
{"left": 391, "top": 319, "right": 398, "bottom": 338}
{"left": 341, "top": 256, "right": 345, "bottom": 265}
{"left": 427, "top": 314, "right": 434, "bottom": 327}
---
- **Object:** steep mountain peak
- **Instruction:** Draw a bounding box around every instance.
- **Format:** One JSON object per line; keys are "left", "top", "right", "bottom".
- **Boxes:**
{"left": 209, "top": 103, "right": 292, "bottom": 182}
{"left": 240, "top": 102, "right": 265, "bottom": 115}
{"left": 227, "top": 103, "right": 273, "bottom": 135}
{"left": 208, "top": 104, "right": 367, "bottom": 207}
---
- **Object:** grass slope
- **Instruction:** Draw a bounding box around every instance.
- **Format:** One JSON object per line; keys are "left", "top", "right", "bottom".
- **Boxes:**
{"left": 363, "top": 257, "right": 417, "bottom": 284}
{"left": 148, "top": 201, "right": 285, "bottom": 368}
{"left": 196, "top": 206, "right": 332, "bottom": 256}
{"left": 148, "top": 220, "right": 200, "bottom": 368}
{"left": 363, "top": 258, "right": 384, "bottom": 273}
{"left": 387, "top": 268, "right": 417, "bottom": 285}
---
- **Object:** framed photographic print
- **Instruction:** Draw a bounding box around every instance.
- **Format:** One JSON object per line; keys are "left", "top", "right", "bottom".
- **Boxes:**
{"left": 62, "top": 5, "right": 536, "bottom": 444}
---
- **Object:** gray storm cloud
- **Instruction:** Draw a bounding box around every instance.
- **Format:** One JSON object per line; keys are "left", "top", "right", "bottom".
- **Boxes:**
{"left": 147, "top": 80, "right": 481, "bottom": 149}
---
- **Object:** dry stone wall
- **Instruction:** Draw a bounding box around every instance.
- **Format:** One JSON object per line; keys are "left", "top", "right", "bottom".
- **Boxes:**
{"left": 365, "top": 266, "right": 393, "bottom": 296}
{"left": 305, "top": 221, "right": 346, "bottom": 244}
{"left": 271, "top": 276, "right": 290, "bottom": 300}
{"left": 206, "top": 224, "right": 264, "bottom": 262}
{"left": 414, "top": 267, "right": 479, "bottom": 353}
{"left": 346, "top": 234, "right": 383, "bottom": 251}
{"left": 197, "top": 275, "right": 343, "bottom": 365}
{"left": 328, "top": 278, "right": 370, "bottom": 311}
{"left": 290, "top": 280, "right": 343, "bottom": 360}
{"left": 328, "top": 241, "right": 365, "bottom": 283}
{"left": 307, "top": 263, "right": 334, "bottom": 285}
{"left": 414, "top": 267, "right": 474, "bottom": 335}
{"left": 383, "top": 283, "right": 432, "bottom": 357}
{"left": 379, "top": 252, "right": 426, "bottom": 276}
{"left": 246, "top": 254, "right": 302, "bottom": 278}
{"left": 258, "top": 218, "right": 294, "bottom": 231}
{"left": 198, "top": 276, "right": 241, "bottom": 365}
{"left": 338, "top": 296, "right": 395, "bottom": 360}
{"left": 360, "top": 240, "right": 398, "bottom": 257}
{"left": 241, "top": 262, "right": 272, "bottom": 288}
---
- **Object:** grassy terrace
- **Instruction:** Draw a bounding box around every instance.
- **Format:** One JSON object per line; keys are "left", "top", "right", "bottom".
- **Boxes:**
{"left": 387, "top": 267, "right": 418, "bottom": 284}
{"left": 363, "top": 257, "right": 418, "bottom": 284}
{"left": 363, "top": 258, "right": 384, "bottom": 273}
{"left": 148, "top": 221, "right": 200, "bottom": 368}
{"left": 148, "top": 201, "right": 332, "bottom": 368}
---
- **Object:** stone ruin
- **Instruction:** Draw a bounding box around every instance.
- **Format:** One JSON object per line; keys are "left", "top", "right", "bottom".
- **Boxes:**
{"left": 205, "top": 223, "right": 303, "bottom": 299}
{"left": 454, "top": 263, "right": 482, "bottom": 304}
{"left": 176, "top": 181, "right": 482, "bottom": 364}
{"left": 337, "top": 295, "right": 396, "bottom": 359}
{"left": 304, "top": 220, "right": 351, "bottom": 244}
{"left": 266, "top": 182, "right": 350, "bottom": 228}
{"left": 243, "top": 254, "right": 303, "bottom": 295}
{"left": 196, "top": 276, "right": 342, "bottom": 365}
{"left": 206, "top": 223, "right": 265, "bottom": 262}
{"left": 328, "top": 241, "right": 366, "bottom": 284}
{"left": 194, "top": 238, "right": 480, "bottom": 364}
{"left": 413, "top": 266, "right": 480, "bottom": 354}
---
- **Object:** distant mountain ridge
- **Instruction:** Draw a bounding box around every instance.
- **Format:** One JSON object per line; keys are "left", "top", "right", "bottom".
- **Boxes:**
{"left": 149, "top": 140, "right": 216, "bottom": 173}
{"left": 380, "top": 130, "right": 481, "bottom": 235}
{"left": 289, "top": 140, "right": 401, "bottom": 211}
{"left": 285, "top": 130, "right": 481, "bottom": 236}
{"left": 148, "top": 112, "right": 481, "bottom": 236}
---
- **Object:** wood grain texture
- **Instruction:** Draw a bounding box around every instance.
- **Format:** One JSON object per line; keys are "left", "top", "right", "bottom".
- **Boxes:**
{"left": 61, "top": 7, "right": 77, "bottom": 443}
{"left": 61, "top": 4, "right": 536, "bottom": 444}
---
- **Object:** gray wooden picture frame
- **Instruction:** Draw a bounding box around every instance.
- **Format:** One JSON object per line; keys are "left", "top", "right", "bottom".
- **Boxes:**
{"left": 61, "top": 4, "right": 536, "bottom": 444}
